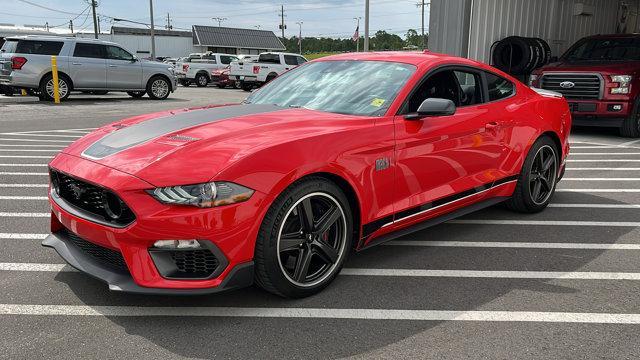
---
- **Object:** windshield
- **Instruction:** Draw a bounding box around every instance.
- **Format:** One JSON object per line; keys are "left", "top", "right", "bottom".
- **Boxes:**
{"left": 562, "top": 37, "right": 640, "bottom": 61}
{"left": 245, "top": 60, "right": 416, "bottom": 116}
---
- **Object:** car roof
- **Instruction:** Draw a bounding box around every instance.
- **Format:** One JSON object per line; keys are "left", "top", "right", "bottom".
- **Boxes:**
{"left": 314, "top": 51, "right": 489, "bottom": 67}
{"left": 585, "top": 33, "right": 640, "bottom": 39}
{"left": 6, "top": 35, "right": 119, "bottom": 46}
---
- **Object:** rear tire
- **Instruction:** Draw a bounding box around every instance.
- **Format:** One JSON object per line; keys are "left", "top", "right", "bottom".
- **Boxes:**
{"left": 146, "top": 76, "right": 171, "bottom": 100}
{"left": 620, "top": 98, "right": 640, "bottom": 138}
{"left": 241, "top": 81, "right": 254, "bottom": 92}
{"left": 254, "top": 177, "right": 353, "bottom": 298}
{"left": 195, "top": 73, "right": 209, "bottom": 87}
{"left": 127, "top": 91, "right": 146, "bottom": 98}
{"left": 506, "top": 136, "right": 559, "bottom": 213}
{"left": 39, "top": 74, "right": 71, "bottom": 101}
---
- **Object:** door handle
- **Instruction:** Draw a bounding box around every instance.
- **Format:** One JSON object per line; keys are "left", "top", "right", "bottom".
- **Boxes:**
{"left": 72, "top": 62, "right": 82, "bottom": 65}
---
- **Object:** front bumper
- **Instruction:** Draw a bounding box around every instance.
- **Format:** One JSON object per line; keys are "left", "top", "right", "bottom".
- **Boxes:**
{"left": 45, "top": 152, "right": 265, "bottom": 294}
{"left": 568, "top": 99, "right": 630, "bottom": 128}
{"left": 42, "top": 231, "right": 253, "bottom": 295}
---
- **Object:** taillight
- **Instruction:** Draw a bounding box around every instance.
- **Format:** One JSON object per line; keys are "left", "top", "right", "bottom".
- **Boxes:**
{"left": 182, "top": 64, "right": 189, "bottom": 72}
{"left": 11, "top": 56, "right": 27, "bottom": 70}
{"left": 253, "top": 66, "right": 260, "bottom": 74}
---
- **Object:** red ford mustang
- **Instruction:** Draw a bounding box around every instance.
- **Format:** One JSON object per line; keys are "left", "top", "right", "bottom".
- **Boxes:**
{"left": 44, "top": 51, "right": 571, "bottom": 297}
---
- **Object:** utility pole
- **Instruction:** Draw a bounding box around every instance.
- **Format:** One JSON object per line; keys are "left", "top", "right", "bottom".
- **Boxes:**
{"left": 97, "top": 16, "right": 101, "bottom": 34}
{"left": 279, "top": 5, "right": 286, "bottom": 39}
{"left": 416, "top": 0, "right": 428, "bottom": 49}
{"left": 69, "top": 20, "right": 73, "bottom": 34}
{"left": 149, "top": 0, "right": 156, "bottom": 59}
{"left": 296, "top": 21, "right": 303, "bottom": 54}
{"left": 45, "top": 22, "right": 49, "bottom": 32}
{"left": 212, "top": 17, "right": 227, "bottom": 26}
{"left": 356, "top": 17, "right": 361, "bottom": 52}
{"left": 364, "top": 0, "right": 370, "bottom": 51}
{"left": 166, "top": 13, "right": 172, "bottom": 30}
{"left": 90, "top": 0, "right": 98, "bottom": 39}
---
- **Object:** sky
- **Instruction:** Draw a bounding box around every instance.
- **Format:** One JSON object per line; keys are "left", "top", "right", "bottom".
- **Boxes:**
{"left": 0, "top": 0, "right": 430, "bottom": 39}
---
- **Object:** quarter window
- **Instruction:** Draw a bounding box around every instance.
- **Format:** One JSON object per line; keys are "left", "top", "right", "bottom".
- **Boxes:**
{"left": 486, "top": 72, "right": 515, "bottom": 101}
{"left": 73, "top": 43, "right": 105, "bottom": 59}
{"left": 15, "top": 40, "right": 63, "bottom": 55}
{"left": 220, "top": 55, "right": 237, "bottom": 64}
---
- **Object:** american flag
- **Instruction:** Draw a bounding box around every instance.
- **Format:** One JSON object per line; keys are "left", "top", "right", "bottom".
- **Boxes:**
{"left": 352, "top": 25, "right": 359, "bottom": 42}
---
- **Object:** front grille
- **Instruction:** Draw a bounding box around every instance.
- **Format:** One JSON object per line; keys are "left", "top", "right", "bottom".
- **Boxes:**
{"left": 540, "top": 73, "right": 601, "bottom": 100}
{"left": 170, "top": 250, "right": 219, "bottom": 278}
{"left": 63, "top": 229, "right": 129, "bottom": 273}
{"left": 211, "top": 75, "right": 221, "bottom": 82}
{"left": 50, "top": 169, "right": 135, "bottom": 227}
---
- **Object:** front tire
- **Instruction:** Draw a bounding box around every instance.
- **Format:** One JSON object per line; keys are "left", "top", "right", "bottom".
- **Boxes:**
{"left": 620, "top": 98, "right": 640, "bottom": 138}
{"left": 254, "top": 177, "right": 353, "bottom": 298}
{"left": 39, "top": 74, "right": 71, "bottom": 101}
{"left": 146, "top": 76, "right": 170, "bottom": 100}
{"left": 506, "top": 136, "right": 559, "bottom": 213}
{"left": 195, "top": 73, "right": 209, "bottom": 87}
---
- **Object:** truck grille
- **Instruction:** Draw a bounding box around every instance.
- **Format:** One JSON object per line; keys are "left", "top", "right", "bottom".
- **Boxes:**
{"left": 50, "top": 169, "right": 135, "bottom": 227}
{"left": 540, "top": 73, "right": 601, "bottom": 100}
{"left": 63, "top": 228, "right": 129, "bottom": 273}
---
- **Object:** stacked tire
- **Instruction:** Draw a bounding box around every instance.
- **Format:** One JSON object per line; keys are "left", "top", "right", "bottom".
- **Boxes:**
{"left": 492, "top": 36, "right": 551, "bottom": 75}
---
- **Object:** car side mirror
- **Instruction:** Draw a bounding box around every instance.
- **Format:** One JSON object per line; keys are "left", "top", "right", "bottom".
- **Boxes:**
{"left": 404, "top": 98, "right": 456, "bottom": 120}
{"left": 131, "top": 57, "right": 138, "bottom": 63}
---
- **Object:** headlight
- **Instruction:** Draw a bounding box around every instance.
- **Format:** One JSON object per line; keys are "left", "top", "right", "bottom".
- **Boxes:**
{"left": 528, "top": 74, "right": 539, "bottom": 87}
{"left": 611, "top": 75, "right": 632, "bottom": 94}
{"left": 147, "top": 182, "right": 254, "bottom": 208}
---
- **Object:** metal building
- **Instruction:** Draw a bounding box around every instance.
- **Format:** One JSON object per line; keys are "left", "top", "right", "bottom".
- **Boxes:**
{"left": 429, "top": 0, "right": 636, "bottom": 62}
{"left": 191, "top": 25, "right": 286, "bottom": 55}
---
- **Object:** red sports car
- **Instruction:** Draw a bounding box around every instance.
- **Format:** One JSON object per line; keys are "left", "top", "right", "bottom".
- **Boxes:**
{"left": 44, "top": 51, "right": 571, "bottom": 297}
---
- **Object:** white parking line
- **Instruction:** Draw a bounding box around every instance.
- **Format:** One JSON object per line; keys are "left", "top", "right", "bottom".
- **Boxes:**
{"left": 549, "top": 203, "right": 640, "bottom": 209}
{"left": 570, "top": 153, "right": 640, "bottom": 155}
{"left": 562, "top": 178, "right": 640, "bottom": 181}
{"left": 385, "top": 241, "right": 640, "bottom": 250}
{"left": 571, "top": 146, "right": 633, "bottom": 149}
{"left": 4, "top": 128, "right": 95, "bottom": 134}
{"left": 556, "top": 189, "right": 640, "bottom": 193}
{"left": 0, "top": 144, "right": 66, "bottom": 148}
{"left": 449, "top": 219, "right": 640, "bottom": 227}
{"left": 0, "top": 172, "right": 48, "bottom": 176}
{"left": 568, "top": 168, "right": 640, "bottom": 171}
{"left": 0, "top": 164, "right": 49, "bottom": 167}
{"left": 0, "top": 196, "right": 48, "bottom": 200}
{"left": 568, "top": 159, "right": 640, "bottom": 162}
{"left": 0, "top": 133, "right": 81, "bottom": 138}
{"left": 1, "top": 304, "right": 640, "bottom": 324}
{"left": 341, "top": 268, "right": 640, "bottom": 280}
{"left": 0, "top": 212, "right": 49, "bottom": 217}
{"left": 0, "top": 233, "right": 47, "bottom": 240}
{"left": 0, "top": 149, "right": 58, "bottom": 152}
{"left": 0, "top": 138, "right": 71, "bottom": 143}
{"left": 0, "top": 156, "right": 52, "bottom": 159}
{"left": 0, "top": 184, "right": 48, "bottom": 188}
{"left": 0, "top": 263, "right": 65, "bottom": 271}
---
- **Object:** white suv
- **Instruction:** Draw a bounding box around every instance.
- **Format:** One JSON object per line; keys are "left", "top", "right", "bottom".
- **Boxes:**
{"left": 0, "top": 35, "right": 177, "bottom": 101}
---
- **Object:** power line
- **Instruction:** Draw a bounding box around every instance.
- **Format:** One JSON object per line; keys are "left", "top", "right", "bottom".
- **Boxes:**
{"left": 15, "top": 0, "right": 84, "bottom": 16}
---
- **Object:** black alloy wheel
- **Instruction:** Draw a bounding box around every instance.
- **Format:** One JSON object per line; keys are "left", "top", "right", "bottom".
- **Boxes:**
{"left": 254, "top": 177, "right": 353, "bottom": 298}
{"left": 529, "top": 145, "right": 557, "bottom": 205}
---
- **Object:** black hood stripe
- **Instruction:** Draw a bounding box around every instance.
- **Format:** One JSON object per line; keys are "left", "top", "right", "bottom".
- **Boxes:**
{"left": 82, "top": 104, "right": 282, "bottom": 160}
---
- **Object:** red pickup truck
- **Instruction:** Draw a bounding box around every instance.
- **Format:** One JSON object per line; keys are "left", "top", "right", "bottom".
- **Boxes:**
{"left": 530, "top": 34, "right": 640, "bottom": 137}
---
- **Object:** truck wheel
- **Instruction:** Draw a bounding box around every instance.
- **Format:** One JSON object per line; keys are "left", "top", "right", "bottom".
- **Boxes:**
{"left": 195, "top": 73, "right": 209, "bottom": 87}
{"left": 146, "top": 76, "right": 171, "bottom": 100}
{"left": 265, "top": 73, "right": 278, "bottom": 83}
{"left": 241, "top": 82, "right": 254, "bottom": 92}
{"left": 39, "top": 74, "right": 71, "bottom": 101}
{"left": 620, "top": 99, "right": 640, "bottom": 138}
{"left": 179, "top": 79, "right": 191, "bottom": 87}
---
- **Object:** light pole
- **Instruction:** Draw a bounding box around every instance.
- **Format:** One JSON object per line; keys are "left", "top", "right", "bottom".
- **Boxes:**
{"left": 212, "top": 17, "right": 227, "bottom": 27}
{"left": 353, "top": 17, "right": 361, "bottom": 52}
{"left": 149, "top": 0, "right": 156, "bottom": 59}
{"left": 364, "top": 0, "right": 370, "bottom": 51}
{"left": 296, "top": 21, "right": 303, "bottom": 54}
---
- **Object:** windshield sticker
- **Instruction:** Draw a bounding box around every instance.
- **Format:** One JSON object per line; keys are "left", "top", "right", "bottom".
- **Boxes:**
{"left": 371, "top": 98, "right": 386, "bottom": 107}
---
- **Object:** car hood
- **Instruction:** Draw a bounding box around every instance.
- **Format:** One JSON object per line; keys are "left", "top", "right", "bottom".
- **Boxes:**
{"left": 539, "top": 61, "right": 640, "bottom": 74}
{"left": 62, "top": 104, "right": 361, "bottom": 187}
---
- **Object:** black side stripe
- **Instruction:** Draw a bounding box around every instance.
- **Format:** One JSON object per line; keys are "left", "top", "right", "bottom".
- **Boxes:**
{"left": 361, "top": 174, "right": 519, "bottom": 239}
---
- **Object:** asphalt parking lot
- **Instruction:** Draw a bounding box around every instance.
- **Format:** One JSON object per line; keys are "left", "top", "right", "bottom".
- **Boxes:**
{"left": 1, "top": 87, "right": 640, "bottom": 359}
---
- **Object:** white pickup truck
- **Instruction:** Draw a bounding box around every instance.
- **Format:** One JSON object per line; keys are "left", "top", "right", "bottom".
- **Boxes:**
{"left": 175, "top": 53, "right": 239, "bottom": 87}
{"left": 229, "top": 52, "right": 307, "bottom": 91}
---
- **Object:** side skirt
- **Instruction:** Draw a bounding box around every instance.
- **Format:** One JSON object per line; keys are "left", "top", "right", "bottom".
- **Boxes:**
{"left": 358, "top": 196, "right": 509, "bottom": 251}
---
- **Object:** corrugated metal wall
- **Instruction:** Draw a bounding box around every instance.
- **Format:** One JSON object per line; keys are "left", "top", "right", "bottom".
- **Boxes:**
{"left": 430, "top": 0, "right": 623, "bottom": 63}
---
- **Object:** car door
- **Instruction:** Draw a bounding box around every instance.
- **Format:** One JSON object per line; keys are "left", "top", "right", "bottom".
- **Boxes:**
{"left": 392, "top": 66, "right": 507, "bottom": 220}
{"left": 69, "top": 43, "right": 107, "bottom": 89}
{"left": 105, "top": 45, "right": 142, "bottom": 90}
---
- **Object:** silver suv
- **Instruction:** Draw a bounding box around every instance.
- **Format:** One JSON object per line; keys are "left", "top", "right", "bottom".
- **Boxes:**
{"left": 0, "top": 35, "right": 177, "bottom": 101}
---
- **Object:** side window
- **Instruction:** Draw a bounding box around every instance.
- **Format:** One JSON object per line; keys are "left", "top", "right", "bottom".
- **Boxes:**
{"left": 284, "top": 55, "right": 298, "bottom": 66}
{"left": 201, "top": 54, "right": 216, "bottom": 62}
{"left": 405, "top": 69, "right": 482, "bottom": 113}
{"left": 220, "top": 55, "right": 237, "bottom": 64}
{"left": 258, "top": 54, "right": 280, "bottom": 64}
{"left": 15, "top": 40, "right": 63, "bottom": 55}
{"left": 73, "top": 43, "right": 105, "bottom": 59}
{"left": 105, "top": 46, "right": 134, "bottom": 61}
{"left": 485, "top": 72, "right": 515, "bottom": 101}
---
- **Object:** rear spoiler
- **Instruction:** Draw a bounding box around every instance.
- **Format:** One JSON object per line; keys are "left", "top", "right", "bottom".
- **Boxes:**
{"left": 531, "top": 87, "right": 563, "bottom": 98}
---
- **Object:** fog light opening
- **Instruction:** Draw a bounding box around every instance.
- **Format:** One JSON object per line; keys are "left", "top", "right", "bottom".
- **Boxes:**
{"left": 153, "top": 240, "right": 201, "bottom": 249}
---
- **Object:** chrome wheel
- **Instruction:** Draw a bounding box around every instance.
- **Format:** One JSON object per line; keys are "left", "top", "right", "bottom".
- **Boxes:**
{"left": 197, "top": 75, "right": 208, "bottom": 86}
{"left": 45, "top": 78, "right": 68, "bottom": 99}
{"left": 529, "top": 145, "right": 557, "bottom": 205}
{"left": 150, "top": 79, "right": 169, "bottom": 98}
{"left": 277, "top": 192, "right": 347, "bottom": 287}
